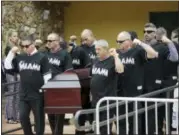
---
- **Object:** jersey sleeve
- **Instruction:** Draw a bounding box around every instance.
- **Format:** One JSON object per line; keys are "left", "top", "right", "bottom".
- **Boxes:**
{"left": 64, "top": 52, "right": 73, "bottom": 71}
{"left": 158, "top": 44, "right": 169, "bottom": 59}
{"left": 80, "top": 48, "right": 91, "bottom": 67}
{"left": 137, "top": 46, "right": 148, "bottom": 63}
{"left": 40, "top": 55, "right": 51, "bottom": 75}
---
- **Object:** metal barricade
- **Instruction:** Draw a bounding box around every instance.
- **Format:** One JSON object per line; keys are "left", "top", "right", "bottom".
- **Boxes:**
{"left": 74, "top": 84, "right": 178, "bottom": 131}
{"left": 95, "top": 97, "right": 178, "bottom": 135}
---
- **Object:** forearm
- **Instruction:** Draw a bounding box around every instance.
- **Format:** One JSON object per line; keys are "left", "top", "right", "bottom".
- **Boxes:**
{"left": 4, "top": 51, "right": 15, "bottom": 69}
{"left": 114, "top": 55, "right": 124, "bottom": 73}
{"left": 167, "top": 42, "right": 178, "bottom": 62}
{"left": 140, "top": 42, "right": 158, "bottom": 58}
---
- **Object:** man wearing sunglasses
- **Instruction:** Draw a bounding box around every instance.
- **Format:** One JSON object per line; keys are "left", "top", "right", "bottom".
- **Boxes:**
{"left": 4, "top": 35, "right": 51, "bottom": 135}
{"left": 143, "top": 24, "right": 178, "bottom": 94}
{"left": 116, "top": 31, "right": 158, "bottom": 135}
{"left": 143, "top": 23, "right": 157, "bottom": 45}
{"left": 45, "top": 33, "right": 73, "bottom": 135}
{"left": 143, "top": 24, "right": 178, "bottom": 135}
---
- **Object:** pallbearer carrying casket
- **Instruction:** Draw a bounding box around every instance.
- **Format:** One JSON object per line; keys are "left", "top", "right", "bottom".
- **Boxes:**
{"left": 45, "top": 33, "right": 73, "bottom": 135}
{"left": 68, "top": 40, "right": 91, "bottom": 135}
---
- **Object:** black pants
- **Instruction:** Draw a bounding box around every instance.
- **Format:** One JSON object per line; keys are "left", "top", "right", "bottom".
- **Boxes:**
{"left": 117, "top": 102, "right": 142, "bottom": 135}
{"left": 141, "top": 103, "right": 164, "bottom": 135}
{"left": 19, "top": 98, "right": 45, "bottom": 135}
{"left": 75, "top": 88, "right": 92, "bottom": 135}
{"left": 48, "top": 114, "right": 65, "bottom": 135}
{"left": 81, "top": 88, "right": 93, "bottom": 124}
{"left": 162, "top": 78, "right": 177, "bottom": 133}
{"left": 143, "top": 84, "right": 165, "bottom": 135}
{"left": 143, "top": 79, "right": 177, "bottom": 135}
{"left": 117, "top": 87, "right": 143, "bottom": 135}
{"left": 91, "top": 103, "right": 114, "bottom": 135}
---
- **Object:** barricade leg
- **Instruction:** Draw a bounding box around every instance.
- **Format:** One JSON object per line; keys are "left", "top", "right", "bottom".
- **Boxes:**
{"left": 100, "top": 108, "right": 114, "bottom": 134}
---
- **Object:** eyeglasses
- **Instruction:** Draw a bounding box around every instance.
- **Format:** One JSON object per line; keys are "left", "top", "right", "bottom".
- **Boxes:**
{"left": 46, "top": 40, "right": 56, "bottom": 43}
{"left": 21, "top": 43, "right": 32, "bottom": 49}
{"left": 144, "top": 30, "right": 155, "bottom": 34}
{"left": 116, "top": 40, "right": 126, "bottom": 44}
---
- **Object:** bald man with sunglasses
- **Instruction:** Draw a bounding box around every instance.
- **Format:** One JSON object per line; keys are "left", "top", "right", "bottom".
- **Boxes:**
{"left": 116, "top": 31, "right": 158, "bottom": 135}
{"left": 45, "top": 33, "right": 73, "bottom": 135}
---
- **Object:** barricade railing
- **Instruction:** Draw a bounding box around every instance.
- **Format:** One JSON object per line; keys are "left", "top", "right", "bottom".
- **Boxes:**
{"left": 74, "top": 84, "right": 178, "bottom": 132}
{"left": 96, "top": 97, "right": 178, "bottom": 134}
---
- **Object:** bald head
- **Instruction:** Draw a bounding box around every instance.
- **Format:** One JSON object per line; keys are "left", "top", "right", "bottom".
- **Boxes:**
{"left": 48, "top": 33, "right": 61, "bottom": 41}
{"left": 81, "top": 29, "right": 95, "bottom": 46}
{"left": 116, "top": 31, "right": 133, "bottom": 52}
{"left": 117, "top": 31, "right": 131, "bottom": 41}
{"left": 81, "top": 29, "right": 94, "bottom": 37}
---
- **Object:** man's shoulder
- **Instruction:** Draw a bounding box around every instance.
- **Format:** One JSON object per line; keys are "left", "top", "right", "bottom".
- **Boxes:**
{"left": 75, "top": 46, "right": 87, "bottom": 53}
{"left": 33, "top": 51, "right": 49, "bottom": 60}
{"left": 154, "top": 42, "right": 168, "bottom": 50}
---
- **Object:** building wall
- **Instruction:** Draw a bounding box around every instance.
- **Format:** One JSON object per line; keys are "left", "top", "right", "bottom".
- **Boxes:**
{"left": 64, "top": 1, "right": 178, "bottom": 47}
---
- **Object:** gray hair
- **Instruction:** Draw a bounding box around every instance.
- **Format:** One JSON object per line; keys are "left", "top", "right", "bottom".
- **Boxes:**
{"left": 21, "top": 34, "right": 35, "bottom": 43}
{"left": 144, "top": 22, "right": 156, "bottom": 29}
{"left": 156, "top": 27, "right": 167, "bottom": 36}
{"left": 95, "top": 39, "right": 109, "bottom": 48}
{"left": 172, "top": 27, "right": 179, "bottom": 35}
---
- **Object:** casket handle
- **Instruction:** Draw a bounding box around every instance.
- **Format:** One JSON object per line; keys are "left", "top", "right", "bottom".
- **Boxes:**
{"left": 39, "top": 89, "right": 46, "bottom": 93}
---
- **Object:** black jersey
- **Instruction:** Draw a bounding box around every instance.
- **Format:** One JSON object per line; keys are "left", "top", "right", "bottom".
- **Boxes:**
{"left": 144, "top": 42, "right": 169, "bottom": 92}
{"left": 90, "top": 56, "right": 118, "bottom": 106}
{"left": 70, "top": 46, "right": 90, "bottom": 69}
{"left": 5, "top": 52, "right": 50, "bottom": 100}
{"left": 46, "top": 49, "right": 73, "bottom": 77}
{"left": 117, "top": 45, "right": 147, "bottom": 97}
{"left": 81, "top": 44, "right": 96, "bottom": 62}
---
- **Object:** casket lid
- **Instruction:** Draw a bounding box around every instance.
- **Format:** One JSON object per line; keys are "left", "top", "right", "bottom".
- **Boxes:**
{"left": 41, "top": 73, "right": 81, "bottom": 89}
{"left": 53, "top": 72, "right": 79, "bottom": 81}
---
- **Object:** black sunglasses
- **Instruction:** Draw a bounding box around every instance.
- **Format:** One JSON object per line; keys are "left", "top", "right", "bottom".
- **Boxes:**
{"left": 116, "top": 40, "right": 126, "bottom": 44}
{"left": 144, "top": 30, "right": 155, "bottom": 34}
{"left": 21, "top": 43, "right": 32, "bottom": 49}
{"left": 46, "top": 40, "right": 56, "bottom": 43}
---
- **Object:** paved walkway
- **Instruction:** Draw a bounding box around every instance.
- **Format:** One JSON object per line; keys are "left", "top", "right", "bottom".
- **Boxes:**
{"left": 2, "top": 114, "right": 75, "bottom": 134}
